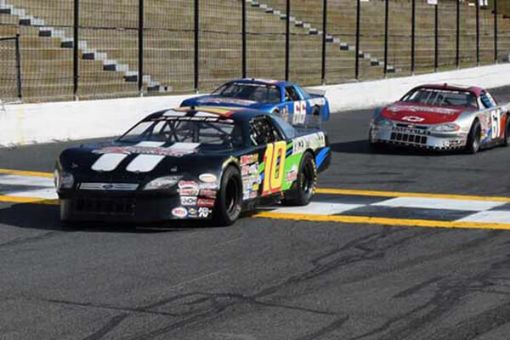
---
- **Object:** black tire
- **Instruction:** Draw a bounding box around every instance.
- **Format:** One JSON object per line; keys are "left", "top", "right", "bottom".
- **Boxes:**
{"left": 465, "top": 120, "right": 481, "bottom": 154}
{"left": 282, "top": 152, "right": 317, "bottom": 206}
{"left": 213, "top": 166, "right": 243, "bottom": 226}
{"left": 503, "top": 115, "right": 510, "bottom": 147}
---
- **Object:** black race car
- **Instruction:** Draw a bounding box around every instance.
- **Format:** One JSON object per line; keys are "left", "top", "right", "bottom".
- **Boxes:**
{"left": 55, "top": 106, "right": 331, "bottom": 225}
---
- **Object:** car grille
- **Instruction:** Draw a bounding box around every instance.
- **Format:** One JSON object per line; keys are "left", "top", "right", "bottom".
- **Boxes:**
{"left": 390, "top": 132, "right": 428, "bottom": 145}
{"left": 73, "top": 197, "right": 136, "bottom": 215}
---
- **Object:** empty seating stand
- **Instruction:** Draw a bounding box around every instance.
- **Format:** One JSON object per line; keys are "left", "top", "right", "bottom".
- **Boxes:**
{"left": 0, "top": 0, "right": 508, "bottom": 102}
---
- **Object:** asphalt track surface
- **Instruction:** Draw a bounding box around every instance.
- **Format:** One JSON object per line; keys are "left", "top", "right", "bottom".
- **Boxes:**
{"left": 1, "top": 88, "right": 510, "bottom": 339}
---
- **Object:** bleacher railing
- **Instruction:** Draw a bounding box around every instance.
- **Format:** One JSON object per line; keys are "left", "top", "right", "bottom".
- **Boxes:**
{"left": 0, "top": 0, "right": 506, "bottom": 102}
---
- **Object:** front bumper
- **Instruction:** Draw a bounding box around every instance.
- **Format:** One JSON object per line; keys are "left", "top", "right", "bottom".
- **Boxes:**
{"left": 59, "top": 193, "right": 212, "bottom": 223}
{"left": 370, "top": 124, "right": 467, "bottom": 150}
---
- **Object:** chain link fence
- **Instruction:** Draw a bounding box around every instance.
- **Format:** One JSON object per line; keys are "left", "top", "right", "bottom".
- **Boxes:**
{"left": 0, "top": 0, "right": 508, "bottom": 102}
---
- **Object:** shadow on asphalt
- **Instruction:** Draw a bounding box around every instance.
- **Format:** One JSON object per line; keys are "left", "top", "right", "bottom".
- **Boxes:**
{"left": 0, "top": 203, "right": 231, "bottom": 233}
{"left": 330, "top": 139, "right": 468, "bottom": 156}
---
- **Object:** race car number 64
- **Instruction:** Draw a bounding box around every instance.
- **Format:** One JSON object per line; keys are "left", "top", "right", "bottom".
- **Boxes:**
{"left": 263, "top": 141, "right": 286, "bottom": 195}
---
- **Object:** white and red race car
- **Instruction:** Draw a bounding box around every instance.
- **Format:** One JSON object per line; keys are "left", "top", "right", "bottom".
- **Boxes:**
{"left": 369, "top": 84, "right": 510, "bottom": 153}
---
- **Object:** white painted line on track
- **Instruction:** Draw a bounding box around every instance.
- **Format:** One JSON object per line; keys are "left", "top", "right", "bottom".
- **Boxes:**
{"left": 371, "top": 197, "right": 506, "bottom": 212}
{"left": 458, "top": 211, "right": 510, "bottom": 224}
{"left": 0, "top": 174, "right": 54, "bottom": 188}
{"left": 270, "top": 202, "right": 364, "bottom": 215}
{"left": 8, "top": 188, "right": 58, "bottom": 200}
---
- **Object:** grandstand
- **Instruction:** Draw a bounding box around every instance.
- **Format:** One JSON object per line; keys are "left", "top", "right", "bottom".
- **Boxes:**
{"left": 0, "top": 0, "right": 509, "bottom": 102}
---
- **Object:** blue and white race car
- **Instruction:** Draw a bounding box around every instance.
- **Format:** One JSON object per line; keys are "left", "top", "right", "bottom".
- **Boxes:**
{"left": 181, "top": 79, "right": 330, "bottom": 123}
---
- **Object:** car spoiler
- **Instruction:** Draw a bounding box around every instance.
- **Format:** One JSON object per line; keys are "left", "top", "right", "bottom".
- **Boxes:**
{"left": 304, "top": 87, "right": 326, "bottom": 97}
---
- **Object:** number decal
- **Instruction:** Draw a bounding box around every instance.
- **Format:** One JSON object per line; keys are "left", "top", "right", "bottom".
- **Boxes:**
{"left": 293, "top": 101, "right": 307, "bottom": 125}
{"left": 262, "top": 141, "right": 287, "bottom": 195}
{"left": 491, "top": 110, "right": 500, "bottom": 139}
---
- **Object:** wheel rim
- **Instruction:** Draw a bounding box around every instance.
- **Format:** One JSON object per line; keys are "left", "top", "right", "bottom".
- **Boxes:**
{"left": 225, "top": 178, "right": 240, "bottom": 218}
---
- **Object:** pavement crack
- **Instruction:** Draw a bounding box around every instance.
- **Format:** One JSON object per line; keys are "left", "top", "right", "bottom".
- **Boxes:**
{"left": 0, "top": 231, "right": 60, "bottom": 249}
{"left": 293, "top": 315, "right": 350, "bottom": 340}
{"left": 82, "top": 313, "right": 129, "bottom": 340}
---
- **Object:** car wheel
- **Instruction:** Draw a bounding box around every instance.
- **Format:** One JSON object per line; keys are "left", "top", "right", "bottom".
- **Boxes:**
{"left": 213, "top": 166, "right": 242, "bottom": 226}
{"left": 465, "top": 120, "right": 481, "bottom": 154}
{"left": 503, "top": 115, "right": 510, "bottom": 147}
{"left": 282, "top": 152, "right": 317, "bottom": 206}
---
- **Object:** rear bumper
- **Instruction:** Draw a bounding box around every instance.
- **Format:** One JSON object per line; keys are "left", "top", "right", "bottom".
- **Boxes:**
{"left": 370, "top": 126, "right": 467, "bottom": 150}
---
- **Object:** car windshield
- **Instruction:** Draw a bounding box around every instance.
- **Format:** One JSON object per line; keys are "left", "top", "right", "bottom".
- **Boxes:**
{"left": 401, "top": 88, "right": 478, "bottom": 108}
{"left": 212, "top": 82, "right": 281, "bottom": 103}
{"left": 117, "top": 117, "right": 243, "bottom": 150}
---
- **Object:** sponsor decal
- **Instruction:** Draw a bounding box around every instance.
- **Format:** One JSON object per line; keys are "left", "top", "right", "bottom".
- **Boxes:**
{"left": 402, "top": 116, "right": 425, "bottom": 123}
{"left": 197, "top": 198, "right": 215, "bottom": 208}
{"left": 249, "top": 164, "right": 259, "bottom": 175}
{"left": 292, "top": 133, "right": 326, "bottom": 155}
{"left": 188, "top": 207, "right": 198, "bottom": 218}
{"left": 93, "top": 143, "right": 199, "bottom": 158}
{"left": 198, "top": 207, "right": 211, "bottom": 218}
{"left": 199, "top": 189, "right": 217, "bottom": 199}
{"left": 199, "top": 182, "right": 218, "bottom": 190}
{"left": 240, "top": 154, "right": 258, "bottom": 165}
{"left": 180, "top": 196, "right": 198, "bottom": 206}
{"left": 242, "top": 166, "right": 250, "bottom": 176}
{"left": 172, "top": 207, "right": 188, "bottom": 218}
{"left": 199, "top": 173, "right": 217, "bottom": 183}
{"left": 388, "top": 105, "right": 458, "bottom": 115}
{"left": 287, "top": 165, "right": 298, "bottom": 182}
{"left": 179, "top": 181, "right": 199, "bottom": 196}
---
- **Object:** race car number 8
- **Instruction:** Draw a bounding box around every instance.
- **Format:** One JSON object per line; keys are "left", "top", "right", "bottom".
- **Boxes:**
{"left": 262, "top": 141, "right": 287, "bottom": 195}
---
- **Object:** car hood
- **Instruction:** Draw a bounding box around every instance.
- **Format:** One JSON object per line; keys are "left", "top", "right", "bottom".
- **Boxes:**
{"left": 59, "top": 141, "right": 229, "bottom": 182}
{"left": 380, "top": 102, "right": 472, "bottom": 125}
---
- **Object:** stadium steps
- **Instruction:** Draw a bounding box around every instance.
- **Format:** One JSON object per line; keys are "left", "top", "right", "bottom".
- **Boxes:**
{"left": 246, "top": 0, "right": 395, "bottom": 77}
{"left": 0, "top": 0, "right": 167, "bottom": 95}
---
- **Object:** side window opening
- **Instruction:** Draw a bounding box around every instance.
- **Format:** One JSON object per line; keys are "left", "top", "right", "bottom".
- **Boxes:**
{"left": 285, "top": 86, "right": 300, "bottom": 102}
{"left": 249, "top": 117, "right": 282, "bottom": 146}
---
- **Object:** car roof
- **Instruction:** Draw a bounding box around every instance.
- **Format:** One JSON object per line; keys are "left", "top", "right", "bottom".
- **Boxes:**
{"left": 413, "top": 83, "right": 485, "bottom": 96}
{"left": 146, "top": 106, "right": 272, "bottom": 122}
{"left": 226, "top": 78, "right": 293, "bottom": 87}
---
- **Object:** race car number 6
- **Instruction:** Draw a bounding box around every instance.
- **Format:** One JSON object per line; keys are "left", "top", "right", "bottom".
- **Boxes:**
{"left": 262, "top": 141, "right": 286, "bottom": 195}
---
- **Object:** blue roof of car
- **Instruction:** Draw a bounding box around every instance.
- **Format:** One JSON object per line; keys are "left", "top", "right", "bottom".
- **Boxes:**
{"left": 228, "top": 78, "right": 292, "bottom": 87}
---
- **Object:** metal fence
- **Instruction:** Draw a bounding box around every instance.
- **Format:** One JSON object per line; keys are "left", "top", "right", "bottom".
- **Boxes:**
{"left": 0, "top": 35, "right": 21, "bottom": 101}
{"left": 0, "top": 0, "right": 507, "bottom": 102}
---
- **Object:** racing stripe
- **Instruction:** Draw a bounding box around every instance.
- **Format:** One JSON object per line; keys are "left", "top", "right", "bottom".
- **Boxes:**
{"left": 91, "top": 154, "right": 128, "bottom": 172}
{"left": 126, "top": 154, "right": 165, "bottom": 173}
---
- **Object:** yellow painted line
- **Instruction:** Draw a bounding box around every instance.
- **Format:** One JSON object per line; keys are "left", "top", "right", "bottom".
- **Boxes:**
{"left": 255, "top": 211, "right": 510, "bottom": 231}
{"left": 0, "top": 195, "right": 58, "bottom": 205}
{"left": 0, "top": 168, "right": 53, "bottom": 178}
{"left": 316, "top": 188, "right": 510, "bottom": 203}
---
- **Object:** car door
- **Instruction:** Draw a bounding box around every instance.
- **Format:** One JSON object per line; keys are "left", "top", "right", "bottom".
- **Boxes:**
{"left": 248, "top": 116, "right": 288, "bottom": 197}
{"left": 480, "top": 91, "right": 504, "bottom": 141}
{"left": 283, "top": 86, "right": 307, "bottom": 125}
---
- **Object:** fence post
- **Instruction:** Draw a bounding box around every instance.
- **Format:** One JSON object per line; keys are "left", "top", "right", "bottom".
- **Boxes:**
{"left": 434, "top": 2, "right": 438, "bottom": 72}
{"left": 73, "top": 0, "right": 79, "bottom": 100}
{"left": 476, "top": 0, "right": 480, "bottom": 65}
{"left": 384, "top": 0, "right": 389, "bottom": 76}
{"left": 242, "top": 0, "right": 246, "bottom": 78}
{"left": 285, "top": 0, "right": 290, "bottom": 81}
{"left": 138, "top": 0, "right": 144, "bottom": 95}
{"left": 321, "top": 0, "right": 327, "bottom": 85}
{"left": 411, "top": 0, "right": 415, "bottom": 75}
{"left": 355, "top": 0, "right": 360, "bottom": 80}
{"left": 194, "top": 0, "right": 199, "bottom": 92}
{"left": 494, "top": 0, "right": 498, "bottom": 62}
{"left": 14, "top": 34, "right": 22, "bottom": 101}
{"left": 456, "top": 0, "right": 460, "bottom": 68}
